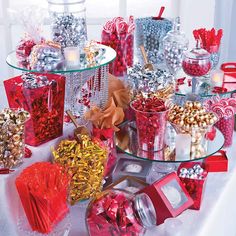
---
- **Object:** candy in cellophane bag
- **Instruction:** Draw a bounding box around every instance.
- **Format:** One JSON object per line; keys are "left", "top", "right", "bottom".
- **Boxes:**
{"left": 8, "top": 6, "right": 47, "bottom": 67}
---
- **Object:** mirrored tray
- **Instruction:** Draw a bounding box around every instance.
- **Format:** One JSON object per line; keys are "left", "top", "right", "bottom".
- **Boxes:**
{"left": 6, "top": 44, "right": 116, "bottom": 74}
{"left": 116, "top": 121, "right": 225, "bottom": 163}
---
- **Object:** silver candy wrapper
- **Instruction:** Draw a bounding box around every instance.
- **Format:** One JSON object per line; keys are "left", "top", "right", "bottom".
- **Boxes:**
{"left": 127, "top": 63, "right": 174, "bottom": 96}
{"left": 21, "top": 73, "right": 53, "bottom": 89}
{"left": 51, "top": 13, "right": 87, "bottom": 48}
{"left": 30, "top": 43, "right": 64, "bottom": 72}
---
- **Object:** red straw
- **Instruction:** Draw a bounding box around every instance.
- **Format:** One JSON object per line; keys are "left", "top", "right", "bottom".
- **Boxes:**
{"left": 153, "top": 6, "right": 165, "bottom": 20}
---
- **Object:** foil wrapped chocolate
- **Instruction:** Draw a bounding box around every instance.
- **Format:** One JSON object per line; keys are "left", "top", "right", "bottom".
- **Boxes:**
{"left": 0, "top": 108, "right": 30, "bottom": 168}
{"left": 30, "top": 41, "right": 64, "bottom": 71}
{"left": 51, "top": 13, "right": 87, "bottom": 48}
{"left": 127, "top": 63, "right": 174, "bottom": 97}
{"left": 21, "top": 73, "right": 52, "bottom": 89}
{"left": 52, "top": 135, "right": 107, "bottom": 205}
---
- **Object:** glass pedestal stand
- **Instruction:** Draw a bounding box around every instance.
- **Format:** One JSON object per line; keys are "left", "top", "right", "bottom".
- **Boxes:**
{"left": 116, "top": 121, "right": 225, "bottom": 184}
{"left": 64, "top": 65, "right": 109, "bottom": 117}
{"left": 6, "top": 44, "right": 116, "bottom": 118}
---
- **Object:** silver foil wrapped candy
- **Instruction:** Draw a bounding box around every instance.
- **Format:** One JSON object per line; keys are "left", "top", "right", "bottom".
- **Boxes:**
{"left": 127, "top": 63, "right": 174, "bottom": 97}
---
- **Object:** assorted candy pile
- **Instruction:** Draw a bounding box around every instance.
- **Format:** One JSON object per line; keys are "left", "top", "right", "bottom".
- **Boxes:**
{"left": 178, "top": 163, "right": 208, "bottom": 210}
{"left": 0, "top": 108, "right": 29, "bottom": 168}
{"left": 101, "top": 16, "right": 135, "bottom": 76}
{"left": 4, "top": 73, "right": 65, "bottom": 146}
{"left": 52, "top": 135, "right": 107, "bottom": 204}
{"left": 87, "top": 190, "right": 144, "bottom": 236}
{"left": 132, "top": 97, "right": 169, "bottom": 151}
{"left": 15, "top": 162, "right": 70, "bottom": 234}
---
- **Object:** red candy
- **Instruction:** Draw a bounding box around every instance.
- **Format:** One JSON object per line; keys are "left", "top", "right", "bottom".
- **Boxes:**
{"left": 215, "top": 115, "right": 234, "bottom": 147}
{"left": 92, "top": 127, "right": 117, "bottom": 177}
{"left": 4, "top": 74, "right": 65, "bottom": 146}
{"left": 87, "top": 190, "right": 144, "bottom": 236}
{"left": 131, "top": 97, "right": 169, "bottom": 151}
{"left": 101, "top": 17, "right": 134, "bottom": 77}
{"left": 24, "top": 147, "right": 32, "bottom": 158}
{"left": 182, "top": 61, "right": 211, "bottom": 77}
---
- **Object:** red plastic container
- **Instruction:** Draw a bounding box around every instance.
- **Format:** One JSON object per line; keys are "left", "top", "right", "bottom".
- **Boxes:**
{"left": 4, "top": 73, "right": 65, "bottom": 146}
{"left": 177, "top": 162, "right": 208, "bottom": 210}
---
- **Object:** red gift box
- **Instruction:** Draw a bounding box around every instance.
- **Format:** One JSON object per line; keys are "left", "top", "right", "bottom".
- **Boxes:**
{"left": 221, "top": 63, "right": 236, "bottom": 92}
{"left": 4, "top": 73, "right": 65, "bottom": 146}
{"left": 141, "top": 172, "right": 193, "bottom": 225}
{"left": 204, "top": 150, "right": 228, "bottom": 172}
{"left": 177, "top": 162, "right": 208, "bottom": 210}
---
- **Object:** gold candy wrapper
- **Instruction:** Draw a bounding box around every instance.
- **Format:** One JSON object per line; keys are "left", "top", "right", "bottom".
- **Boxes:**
{"left": 52, "top": 135, "right": 107, "bottom": 205}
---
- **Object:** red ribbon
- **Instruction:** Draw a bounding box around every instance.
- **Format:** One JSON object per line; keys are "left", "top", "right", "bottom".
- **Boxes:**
{"left": 93, "top": 127, "right": 114, "bottom": 141}
{"left": 0, "top": 168, "right": 14, "bottom": 174}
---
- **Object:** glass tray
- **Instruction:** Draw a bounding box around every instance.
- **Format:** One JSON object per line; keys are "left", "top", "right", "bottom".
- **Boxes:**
{"left": 6, "top": 44, "right": 116, "bottom": 74}
{"left": 116, "top": 121, "right": 225, "bottom": 163}
{"left": 176, "top": 77, "right": 236, "bottom": 98}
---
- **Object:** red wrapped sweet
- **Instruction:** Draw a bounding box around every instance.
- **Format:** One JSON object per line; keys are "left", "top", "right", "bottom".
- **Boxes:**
{"left": 4, "top": 73, "right": 65, "bottom": 146}
{"left": 92, "top": 127, "right": 117, "bottom": 176}
{"left": 130, "top": 97, "right": 170, "bottom": 151}
{"left": 177, "top": 162, "right": 208, "bottom": 210}
{"left": 86, "top": 189, "right": 156, "bottom": 236}
{"left": 15, "top": 162, "right": 70, "bottom": 234}
{"left": 101, "top": 16, "right": 135, "bottom": 77}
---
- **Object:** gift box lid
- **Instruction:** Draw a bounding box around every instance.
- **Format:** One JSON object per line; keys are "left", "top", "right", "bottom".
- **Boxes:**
{"left": 112, "top": 158, "right": 152, "bottom": 181}
{"left": 204, "top": 150, "right": 228, "bottom": 172}
{"left": 104, "top": 176, "right": 148, "bottom": 194}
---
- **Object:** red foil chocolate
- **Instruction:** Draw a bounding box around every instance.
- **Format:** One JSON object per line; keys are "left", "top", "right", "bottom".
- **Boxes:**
{"left": 4, "top": 73, "right": 65, "bottom": 146}
{"left": 131, "top": 97, "right": 169, "bottom": 151}
{"left": 182, "top": 61, "right": 211, "bottom": 77}
{"left": 92, "top": 127, "right": 117, "bottom": 177}
{"left": 86, "top": 190, "right": 145, "bottom": 236}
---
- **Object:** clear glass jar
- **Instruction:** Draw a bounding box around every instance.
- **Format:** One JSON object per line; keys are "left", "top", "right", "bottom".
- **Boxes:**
{"left": 47, "top": 0, "right": 87, "bottom": 48}
{"left": 182, "top": 40, "right": 211, "bottom": 77}
{"left": 86, "top": 189, "right": 156, "bottom": 236}
{"left": 163, "top": 17, "right": 188, "bottom": 75}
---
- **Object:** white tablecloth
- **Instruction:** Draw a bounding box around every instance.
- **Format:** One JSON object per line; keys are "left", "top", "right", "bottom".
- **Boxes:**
{"left": 1, "top": 126, "right": 236, "bottom": 236}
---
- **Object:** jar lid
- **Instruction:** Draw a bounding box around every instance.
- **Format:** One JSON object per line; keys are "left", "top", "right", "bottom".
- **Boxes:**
{"left": 185, "top": 40, "right": 210, "bottom": 60}
{"left": 135, "top": 193, "right": 156, "bottom": 228}
{"left": 163, "top": 17, "right": 188, "bottom": 46}
{"left": 47, "top": 0, "right": 85, "bottom": 4}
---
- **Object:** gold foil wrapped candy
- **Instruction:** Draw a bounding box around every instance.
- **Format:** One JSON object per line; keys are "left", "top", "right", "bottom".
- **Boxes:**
{"left": 0, "top": 108, "right": 30, "bottom": 168}
{"left": 52, "top": 134, "right": 107, "bottom": 205}
{"left": 168, "top": 101, "right": 218, "bottom": 158}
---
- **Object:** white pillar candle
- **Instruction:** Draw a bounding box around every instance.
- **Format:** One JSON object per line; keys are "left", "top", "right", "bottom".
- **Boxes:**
{"left": 64, "top": 47, "right": 80, "bottom": 68}
{"left": 211, "top": 70, "right": 224, "bottom": 87}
